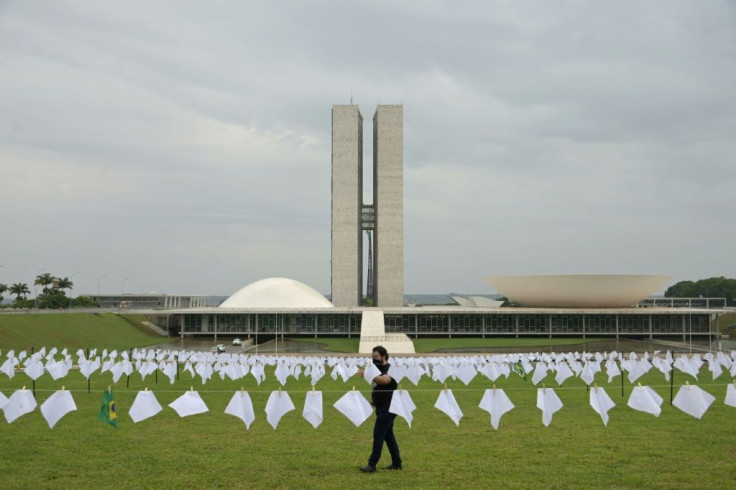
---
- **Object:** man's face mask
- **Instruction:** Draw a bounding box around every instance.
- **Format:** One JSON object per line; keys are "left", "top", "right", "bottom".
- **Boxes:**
{"left": 372, "top": 358, "right": 383, "bottom": 366}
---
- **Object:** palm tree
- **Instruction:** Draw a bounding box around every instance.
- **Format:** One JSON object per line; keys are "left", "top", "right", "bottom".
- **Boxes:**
{"left": 0, "top": 283, "right": 7, "bottom": 303}
{"left": 34, "top": 272, "right": 56, "bottom": 294}
{"left": 54, "top": 276, "right": 74, "bottom": 295}
{"left": 9, "top": 283, "right": 31, "bottom": 301}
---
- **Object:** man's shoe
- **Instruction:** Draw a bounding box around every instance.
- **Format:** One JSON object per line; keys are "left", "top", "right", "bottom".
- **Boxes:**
{"left": 384, "top": 464, "right": 402, "bottom": 470}
{"left": 359, "top": 465, "right": 376, "bottom": 473}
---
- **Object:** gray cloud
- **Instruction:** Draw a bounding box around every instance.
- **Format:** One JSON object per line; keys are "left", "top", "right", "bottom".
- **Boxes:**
{"left": 1, "top": 1, "right": 735, "bottom": 297}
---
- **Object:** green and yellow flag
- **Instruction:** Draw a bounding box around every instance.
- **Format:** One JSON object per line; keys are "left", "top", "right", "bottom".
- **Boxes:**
{"left": 513, "top": 361, "right": 527, "bottom": 381}
{"left": 99, "top": 389, "right": 118, "bottom": 428}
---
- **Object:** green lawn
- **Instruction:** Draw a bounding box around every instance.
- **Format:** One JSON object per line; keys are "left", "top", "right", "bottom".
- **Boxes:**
{"left": 412, "top": 337, "right": 606, "bottom": 353}
{"left": 288, "top": 337, "right": 360, "bottom": 352}
{"left": 0, "top": 364, "right": 733, "bottom": 488}
{"left": 0, "top": 313, "right": 173, "bottom": 351}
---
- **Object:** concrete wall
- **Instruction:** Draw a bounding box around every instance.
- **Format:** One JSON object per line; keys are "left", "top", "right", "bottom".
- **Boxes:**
{"left": 331, "top": 105, "right": 363, "bottom": 306}
{"left": 373, "top": 105, "right": 404, "bottom": 307}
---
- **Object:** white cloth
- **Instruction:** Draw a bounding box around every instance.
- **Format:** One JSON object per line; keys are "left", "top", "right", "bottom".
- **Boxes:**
{"left": 672, "top": 384, "right": 715, "bottom": 419}
{"left": 225, "top": 391, "right": 256, "bottom": 429}
{"left": 169, "top": 391, "right": 209, "bottom": 417}
{"left": 40, "top": 390, "right": 77, "bottom": 429}
{"left": 274, "top": 363, "right": 290, "bottom": 386}
{"left": 250, "top": 363, "right": 266, "bottom": 385}
{"left": 605, "top": 359, "right": 621, "bottom": 383}
{"left": 434, "top": 389, "right": 463, "bottom": 426}
{"left": 389, "top": 389, "right": 417, "bottom": 427}
{"left": 481, "top": 363, "right": 504, "bottom": 382}
{"left": 580, "top": 363, "right": 596, "bottom": 386}
{"left": 362, "top": 363, "right": 382, "bottom": 386}
{"left": 162, "top": 362, "right": 177, "bottom": 385}
{"left": 673, "top": 356, "right": 699, "bottom": 380}
{"left": 432, "top": 364, "right": 453, "bottom": 383}
{"left": 129, "top": 390, "right": 163, "bottom": 423}
{"left": 333, "top": 390, "right": 373, "bottom": 427}
{"left": 554, "top": 362, "right": 574, "bottom": 386}
{"left": 536, "top": 388, "right": 563, "bottom": 427}
{"left": 708, "top": 360, "right": 723, "bottom": 381}
{"left": 302, "top": 390, "right": 323, "bottom": 428}
{"left": 724, "top": 384, "right": 736, "bottom": 408}
{"left": 0, "top": 391, "right": 8, "bottom": 411}
{"left": 79, "top": 359, "right": 99, "bottom": 379}
{"left": 264, "top": 390, "right": 295, "bottom": 429}
{"left": 627, "top": 385, "right": 663, "bottom": 417}
{"left": 456, "top": 363, "right": 477, "bottom": 385}
{"left": 627, "top": 360, "right": 650, "bottom": 384}
{"left": 24, "top": 360, "right": 45, "bottom": 381}
{"left": 3, "top": 389, "right": 37, "bottom": 423}
{"left": 531, "top": 362, "right": 548, "bottom": 385}
{"left": 404, "top": 366, "right": 424, "bottom": 386}
{"left": 46, "top": 360, "right": 70, "bottom": 380}
{"left": 589, "top": 386, "right": 615, "bottom": 426}
{"left": 478, "top": 388, "right": 515, "bottom": 430}
{"left": 110, "top": 362, "right": 126, "bottom": 384}
{"left": 0, "top": 357, "right": 16, "bottom": 379}
{"left": 310, "top": 363, "right": 325, "bottom": 385}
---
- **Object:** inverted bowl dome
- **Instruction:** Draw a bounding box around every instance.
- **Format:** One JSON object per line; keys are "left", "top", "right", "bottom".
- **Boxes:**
{"left": 484, "top": 275, "right": 672, "bottom": 308}
{"left": 220, "top": 277, "right": 334, "bottom": 309}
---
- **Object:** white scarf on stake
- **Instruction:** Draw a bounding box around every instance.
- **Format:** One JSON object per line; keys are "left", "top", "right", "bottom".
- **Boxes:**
{"left": 333, "top": 390, "right": 373, "bottom": 427}
{"left": 302, "top": 390, "right": 323, "bottom": 429}
{"left": 40, "top": 389, "right": 77, "bottom": 429}
{"left": 264, "top": 390, "right": 294, "bottom": 429}
{"left": 434, "top": 389, "right": 463, "bottom": 426}
{"left": 225, "top": 390, "right": 256, "bottom": 429}
{"left": 478, "top": 388, "right": 515, "bottom": 430}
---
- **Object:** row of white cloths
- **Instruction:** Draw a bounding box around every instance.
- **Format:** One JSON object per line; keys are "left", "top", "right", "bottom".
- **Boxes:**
{"left": 3, "top": 384, "right": 735, "bottom": 429}
{"left": 3, "top": 350, "right": 735, "bottom": 386}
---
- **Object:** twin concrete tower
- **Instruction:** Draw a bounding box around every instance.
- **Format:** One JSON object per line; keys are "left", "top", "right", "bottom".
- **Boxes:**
{"left": 331, "top": 104, "right": 404, "bottom": 307}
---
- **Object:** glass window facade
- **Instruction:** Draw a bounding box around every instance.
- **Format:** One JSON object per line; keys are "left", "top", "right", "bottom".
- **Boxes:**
{"left": 178, "top": 312, "right": 713, "bottom": 338}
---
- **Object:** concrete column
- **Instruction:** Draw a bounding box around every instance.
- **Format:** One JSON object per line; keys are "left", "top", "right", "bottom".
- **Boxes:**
{"left": 331, "top": 105, "right": 363, "bottom": 307}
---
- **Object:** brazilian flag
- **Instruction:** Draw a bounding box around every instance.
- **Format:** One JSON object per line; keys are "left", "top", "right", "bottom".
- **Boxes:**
{"left": 99, "top": 390, "right": 118, "bottom": 428}
{"left": 513, "top": 361, "right": 527, "bottom": 381}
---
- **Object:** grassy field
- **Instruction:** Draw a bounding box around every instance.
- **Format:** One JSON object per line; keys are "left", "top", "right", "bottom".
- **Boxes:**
{"left": 0, "top": 313, "right": 172, "bottom": 351}
{"left": 411, "top": 337, "right": 606, "bottom": 352}
{"left": 0, "top": 364, "right": 733, "bottom": 488}
{"left": 289, "top": 337, "right": 360, "bottom": 352}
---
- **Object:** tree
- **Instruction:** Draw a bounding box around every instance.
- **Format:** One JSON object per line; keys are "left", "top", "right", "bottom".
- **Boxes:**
{"left": 73, "top": 296, "right": 98, "bottom": 307}
{"left": 37, "top": 289, "right": 69, "bottom": 309}
{"left": 34, "top": 272, "right": 57, "bottom": 294}
{"left": 0, "top": 283, "right": 7, "bottom": 303}
{"left": 54, "top": 276, "right": 74, "bottom": 295}
{"left": 665, "top": 277, "right": 736, "bottom": 306}
{"left": 9, "top": 283, "right": 31, "bottom": 301}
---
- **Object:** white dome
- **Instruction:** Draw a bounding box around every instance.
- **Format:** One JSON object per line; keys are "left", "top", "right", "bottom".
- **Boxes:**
{"left": 219, "top": 278, "right": 334, "bottom": 309}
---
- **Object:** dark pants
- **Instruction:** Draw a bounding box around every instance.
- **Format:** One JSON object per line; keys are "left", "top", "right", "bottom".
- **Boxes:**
{"left": 368, "top": 405, "right": 402, "bottom": 467}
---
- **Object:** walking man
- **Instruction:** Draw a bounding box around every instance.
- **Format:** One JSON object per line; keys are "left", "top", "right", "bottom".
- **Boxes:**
{"left": 358, "top": 345, "right": 402, "bottom": 472}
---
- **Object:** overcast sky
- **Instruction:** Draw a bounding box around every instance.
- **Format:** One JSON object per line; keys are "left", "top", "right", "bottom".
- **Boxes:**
{"left": 1, "top": 1, "right": 735, "bottom": 298}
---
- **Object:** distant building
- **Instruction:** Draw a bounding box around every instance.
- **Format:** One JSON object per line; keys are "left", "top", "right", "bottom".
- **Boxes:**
{"left": 88, "top": 294, "right": 206, "bottom": 309}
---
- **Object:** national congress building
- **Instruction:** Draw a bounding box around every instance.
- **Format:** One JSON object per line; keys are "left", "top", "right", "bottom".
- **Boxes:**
{"left": 160, "top": 104, "right": 724, "bottom": 353}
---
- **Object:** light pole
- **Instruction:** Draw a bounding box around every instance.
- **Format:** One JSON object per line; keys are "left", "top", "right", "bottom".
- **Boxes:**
{"left": 122, "top": 277, "right": 129, "bottom": 295}
{"left": 98, "top": 274, "right": 106, "bottom": 296}
{"left": 34, "top": 267, "right": 46, "bottom": 309}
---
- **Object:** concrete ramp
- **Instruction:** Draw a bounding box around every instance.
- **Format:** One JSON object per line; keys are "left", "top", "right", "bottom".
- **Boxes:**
{"left": 359, "top": 310, "right": 415, "bottom": 354}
